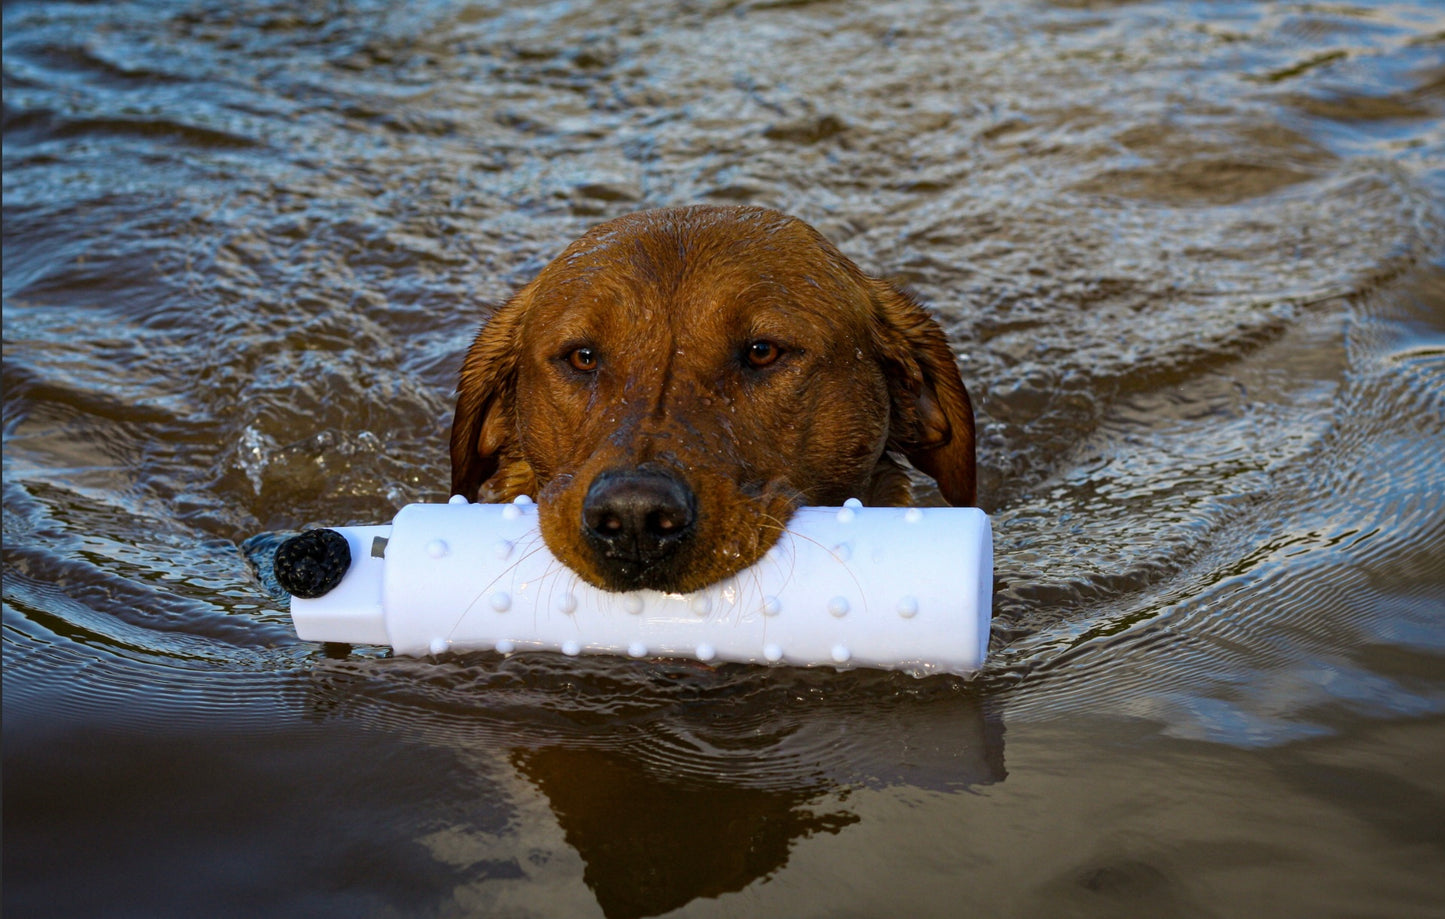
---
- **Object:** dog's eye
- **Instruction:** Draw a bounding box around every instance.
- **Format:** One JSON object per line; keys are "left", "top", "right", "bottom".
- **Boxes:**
{"left": 567, "top": 347, "right": 599, "bottom": 373}
{"left": 744, "top": 340, "right": 781, "bottom": 369}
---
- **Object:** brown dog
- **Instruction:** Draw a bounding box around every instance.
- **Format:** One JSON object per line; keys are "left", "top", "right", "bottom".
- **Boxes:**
{"left": 450, "top": 205, "right": 975, "bottom": 594}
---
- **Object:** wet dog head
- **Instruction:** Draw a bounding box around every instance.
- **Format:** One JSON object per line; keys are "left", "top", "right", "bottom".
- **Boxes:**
{"left": 451, "top": 205, "right": 975, "bottom": 593}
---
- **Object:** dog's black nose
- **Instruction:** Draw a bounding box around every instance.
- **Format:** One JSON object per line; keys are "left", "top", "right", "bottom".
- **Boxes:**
{"left": 582, "top": 469, "right": 696, "bottom": 582}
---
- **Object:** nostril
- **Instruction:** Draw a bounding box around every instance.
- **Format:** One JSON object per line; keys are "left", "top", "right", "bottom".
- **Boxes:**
{"left": 649, "top": 508, "right": 685, "bottom": 535}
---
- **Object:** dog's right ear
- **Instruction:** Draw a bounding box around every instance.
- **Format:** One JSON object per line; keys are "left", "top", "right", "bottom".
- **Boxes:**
{"left": 450, "top": 295, "right": 527, "bottom": 501}
{"left": 870, "top": 280, "right": 977, "bottom": 507}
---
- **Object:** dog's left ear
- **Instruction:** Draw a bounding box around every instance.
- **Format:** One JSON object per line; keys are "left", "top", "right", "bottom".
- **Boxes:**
{"left": 871, "top": 281, "right": 977, "bottom": 506}
{"left": 450, "top": 294, "right": 527, "bottom": 501}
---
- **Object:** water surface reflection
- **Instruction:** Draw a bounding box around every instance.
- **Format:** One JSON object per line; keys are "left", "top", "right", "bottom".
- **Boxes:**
{"left": 295, "top": 654, "right": 1005, "bottom": 918}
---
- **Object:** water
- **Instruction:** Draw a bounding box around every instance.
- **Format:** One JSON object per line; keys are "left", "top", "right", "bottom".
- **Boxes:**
{"left": 4, "top": 1, "right": 1443, "bottom": 916}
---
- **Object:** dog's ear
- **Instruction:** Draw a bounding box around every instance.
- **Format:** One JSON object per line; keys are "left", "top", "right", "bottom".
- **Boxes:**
{"left": 450, "top": 295, "right": 527, "bottom": 501}
{"left": 871, "top": 281, "right": 977, "bottom": 507}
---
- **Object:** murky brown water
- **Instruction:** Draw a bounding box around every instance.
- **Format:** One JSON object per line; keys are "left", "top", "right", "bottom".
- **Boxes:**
{"left": 5, "top": 1, "right": 1444, "bottom": 916}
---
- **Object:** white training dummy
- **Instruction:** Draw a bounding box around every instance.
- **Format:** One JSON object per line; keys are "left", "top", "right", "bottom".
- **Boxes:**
{"left": 277, "top": 496, "right": 992, "bottom": 677}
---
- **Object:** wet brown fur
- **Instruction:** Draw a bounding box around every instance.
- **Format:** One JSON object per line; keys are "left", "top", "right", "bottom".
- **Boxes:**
{"left": 450, "top": 205, "right": 975, "bottom": 593}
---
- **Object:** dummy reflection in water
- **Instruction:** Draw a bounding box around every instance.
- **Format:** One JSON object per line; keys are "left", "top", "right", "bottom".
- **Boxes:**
{"left": 306, "top": 653, "right": 1005, "bottom": 919}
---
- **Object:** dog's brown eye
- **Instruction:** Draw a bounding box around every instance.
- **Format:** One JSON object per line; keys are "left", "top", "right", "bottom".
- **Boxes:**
{"left": 744, "top": 340, "right": 781, "bottom": 368}
{"left": 567, "top": 347, "right": 599, "bottom": 373}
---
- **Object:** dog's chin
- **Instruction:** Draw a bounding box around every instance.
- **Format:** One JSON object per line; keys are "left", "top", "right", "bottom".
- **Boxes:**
{"left": 542, "top": 531, "right": 771, "bottom": 595}
{"left": 574, "top": 548, "right": 697, "bottom": 595}
{"left": 580, "top": 565, "right": 705, "bottom": 596}
{"left": 535, "top": 481, "right": 800, "bottom": 595}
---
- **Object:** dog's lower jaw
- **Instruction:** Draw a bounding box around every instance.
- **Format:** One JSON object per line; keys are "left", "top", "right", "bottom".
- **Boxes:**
{"left": 537, "top": 479, "right": 801, "bottom": 595}
{"left": 573, "top": 546, "right": 695, "bottom": 594}
{"left": 862, "top": 454, "right": 916, "bottom": 506}
{"left": 550, "top": 522, "right": 785, "bottom": 595}
{"left": 473, "top": 457, "right": 539, "bottom": 503}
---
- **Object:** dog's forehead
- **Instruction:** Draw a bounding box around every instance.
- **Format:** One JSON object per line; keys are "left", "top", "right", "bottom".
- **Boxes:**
{"left": 525, "top": 206, "right": 871, "bottom": 329}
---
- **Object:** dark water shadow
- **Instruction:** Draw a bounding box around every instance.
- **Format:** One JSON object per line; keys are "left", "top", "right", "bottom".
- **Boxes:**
{"left": 0, "top": 671, "right": 505, "bottom": 919}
